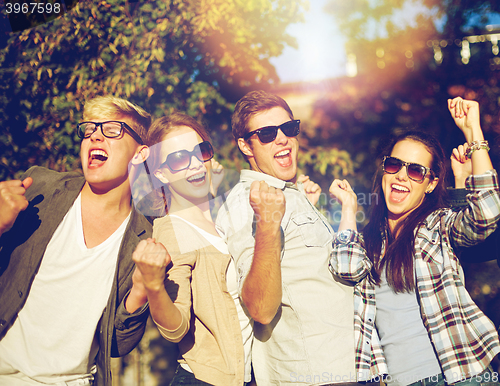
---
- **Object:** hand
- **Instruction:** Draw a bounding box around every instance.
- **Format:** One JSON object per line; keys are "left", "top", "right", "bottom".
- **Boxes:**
{"left": 209, "top": 158, "right": 225, "bottom": 196}
{"left": 451, "top": 143, "right": 472, "bottom": 189}
{"left": 329, "top": 179, "right": 357, "bottom": 210}
{"left": 448, "top": 97, "right": 482, "bottom": 143}
{"left": 132, "top": 238, "right": 171, "bottom": 292}
{"left": 329, "top": 179, "right": 358, "bottom": 231}
{"left": 0, "top": 177, "right": 33, "bottom": 235}
{"left": 297, "top": 174, "right": 321, "bottom": 206}
{"left": 249, "top": 180, "right": 286, "bottom": 228}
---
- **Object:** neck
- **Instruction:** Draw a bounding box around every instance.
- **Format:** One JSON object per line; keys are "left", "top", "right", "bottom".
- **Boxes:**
{"left": 168, "top": 191, "right": 213, "bottom": 224}
{"left": 81, "top": 181, "right": 133, "bottom": 214}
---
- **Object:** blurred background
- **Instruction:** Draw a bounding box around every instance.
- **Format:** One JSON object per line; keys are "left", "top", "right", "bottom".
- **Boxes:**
{"left": 1, "top": 0, "right": 499, "bottom": 383}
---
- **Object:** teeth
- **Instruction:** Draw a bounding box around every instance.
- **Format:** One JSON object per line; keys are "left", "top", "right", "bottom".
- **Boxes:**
{"left": 187, "top": 172, "right": 205, "bottom": 182}
{"left": 90, "top": 149, "right": 108, "bottom": 158}
{"left": 392, "top": 184, "right": 409, "bottom": 192}
{"left": 275, "top": 149, "right": 290, "bottom": 157}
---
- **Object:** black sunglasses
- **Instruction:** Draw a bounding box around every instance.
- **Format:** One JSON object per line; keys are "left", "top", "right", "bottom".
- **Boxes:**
{"left": 159, "top": 141, "right": 214, "bottom": 172}
{"left": 77, "top": 121, "right": 143, "bottom": 145}
{"left": 243, "top": 120, "right": 300, "bottom": 143}
{"left": 382, "top": 156, "right": 433, "bottom": 183}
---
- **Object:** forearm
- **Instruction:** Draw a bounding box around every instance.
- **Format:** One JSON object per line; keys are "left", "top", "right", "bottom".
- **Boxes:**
{"left": 467, "top": 124, "right": 493, "bottom": 175}
{"left": 125, "top": 284, "right": 148, "bottom": 313}
{"left": 241, "top": 223, "right": 282, "bottom": 325}
{"left": 338, "top": 204, "right": 358, "bottom": 232}
{"left": 146, "top": 286, "right": 183, "bottom": 332}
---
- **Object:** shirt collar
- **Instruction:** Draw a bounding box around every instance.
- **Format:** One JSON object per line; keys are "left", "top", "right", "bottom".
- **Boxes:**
{"left": 240, "top": 169, "right": 299, "bottom": 191}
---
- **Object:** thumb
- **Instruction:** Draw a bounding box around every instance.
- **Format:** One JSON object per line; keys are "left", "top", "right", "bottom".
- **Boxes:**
{"left": 22, "top": 177, "right": 33, "bottom": 190}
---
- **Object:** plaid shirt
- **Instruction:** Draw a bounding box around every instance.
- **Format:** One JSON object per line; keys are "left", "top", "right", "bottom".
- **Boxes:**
{"left": 330, "top": 170, "right": 500, "bottom": 383}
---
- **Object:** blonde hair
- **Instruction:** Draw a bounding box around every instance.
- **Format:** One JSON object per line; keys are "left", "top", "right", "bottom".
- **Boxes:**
{"left": 83, "top": 95, "right": 151, "bottom": 143}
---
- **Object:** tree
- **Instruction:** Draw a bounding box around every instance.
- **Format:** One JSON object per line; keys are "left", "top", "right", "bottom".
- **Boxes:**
{"left": 0, "top": 0, "right": 306, "bottom": 180}
{"left": 312, "top": 0, "right": 500, "bottom": 202}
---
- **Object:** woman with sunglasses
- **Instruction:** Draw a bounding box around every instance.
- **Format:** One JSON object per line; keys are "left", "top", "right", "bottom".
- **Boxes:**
{"left": 329, "top": 97, "right": 500, "bottom": 385}
{"left": 129, "top": 112, "right": 252, "bottom": 386}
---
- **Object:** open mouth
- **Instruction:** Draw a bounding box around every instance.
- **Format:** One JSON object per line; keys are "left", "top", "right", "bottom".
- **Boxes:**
{"left": 89, "top": 149, "right": 108, "bottom": 167}
{"left": 187, "top": 172, "right": 206, "bottom": 185}
{"left": 390, "top": 183, "right": 410, "bottom": 203}
{"left": 274, "top": 149, "right": 292, "bottom": 167}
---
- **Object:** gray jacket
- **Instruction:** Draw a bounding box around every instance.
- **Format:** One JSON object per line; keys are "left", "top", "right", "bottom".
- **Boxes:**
{"left": 0, "top": 166, "right": 152, "bottom": 385}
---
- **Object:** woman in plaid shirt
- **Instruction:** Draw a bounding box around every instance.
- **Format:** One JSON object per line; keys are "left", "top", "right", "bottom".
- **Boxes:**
{"left": 329, "top": 97, "right": 500, "bottom": 386}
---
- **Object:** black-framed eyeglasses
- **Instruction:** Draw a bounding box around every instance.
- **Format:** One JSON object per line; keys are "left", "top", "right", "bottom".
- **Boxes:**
{"left": 382, "top": 156, "right": 433, "bottom": 183}
{"left": 159, "top": 141, "right": 214, "bottom": 172}
{"left": 243, "top": 120, "right": 300, "bottom": 143}
{"left": 77, "top": 121, "right": 143, "bottom": 145}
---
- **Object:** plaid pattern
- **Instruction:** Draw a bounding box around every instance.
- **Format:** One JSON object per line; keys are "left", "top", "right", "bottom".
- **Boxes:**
{"left": 330, "top": 170, "right": 500, "bottom": 383}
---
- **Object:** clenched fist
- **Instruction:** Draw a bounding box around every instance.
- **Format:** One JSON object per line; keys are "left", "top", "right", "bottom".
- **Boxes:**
{"left": 0, "top": 177, "right": 33, "bottom": 235}
{"left": 132, "top": 238, "right": 171, "bottom": 292}
{"left": 249, "top": 180, "right": 286, "bottom": 227}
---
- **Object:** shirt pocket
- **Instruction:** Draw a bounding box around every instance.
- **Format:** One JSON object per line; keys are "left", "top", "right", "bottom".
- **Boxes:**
{"left": 416, "top": 226, "right": 445, "bottom": 265}
{"left": 291, "top": 212, "right": 332, "bottom": 247}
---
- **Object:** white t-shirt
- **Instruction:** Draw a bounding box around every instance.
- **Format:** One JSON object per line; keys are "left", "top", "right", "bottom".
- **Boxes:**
{"left": 0, "top": 193, "right": 130, "bottom": 385}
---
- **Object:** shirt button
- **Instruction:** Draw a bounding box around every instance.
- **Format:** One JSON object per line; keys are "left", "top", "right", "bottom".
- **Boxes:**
{"left": 18, "top": 291, "right": 23, "bottom": 297}
{"left": 0, "top": 319, "right": 5, "bottom": 327}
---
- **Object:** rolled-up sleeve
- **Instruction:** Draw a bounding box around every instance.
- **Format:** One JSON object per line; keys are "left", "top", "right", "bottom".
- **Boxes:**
{"left": 329, "top": 230, "right": 372, "bottom": 282}
{"left": 450, "top": 170, "right": 500, "bottom": 247}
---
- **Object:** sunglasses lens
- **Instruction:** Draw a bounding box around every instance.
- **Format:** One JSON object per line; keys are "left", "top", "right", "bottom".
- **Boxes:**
{"left": 383, "top": 157, "right": 403, "bottom": 174}
{"left": 281, "top": 120, "right": 300, "bottom": 137}
{"left": 257, "top": 127, "right": 278, "bottom": 143}
{"left": 198, "top": 141, "right": 214, "bottom": 161}
{"left": 407, "top": 164, "right": 426, "bottom": 181}
{"left": 166, "top": 151, "right": 190, "bottom": 171}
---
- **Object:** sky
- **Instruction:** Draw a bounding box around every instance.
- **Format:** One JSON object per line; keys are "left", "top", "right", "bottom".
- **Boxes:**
{"left": 269, "top": 0, "right": 347, "bottom": 83}
{"left": 271, "top": 1, "right": 500, "bottom": 84}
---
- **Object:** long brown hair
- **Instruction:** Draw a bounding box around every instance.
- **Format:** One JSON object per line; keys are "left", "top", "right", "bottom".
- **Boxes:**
{"left": 362, "top": 130, "right": 447, "bottom": 292}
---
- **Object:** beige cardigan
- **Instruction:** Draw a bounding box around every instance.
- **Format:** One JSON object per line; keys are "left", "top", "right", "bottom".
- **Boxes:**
{"left": 152, "top": 215, "right": 246, "bottom": 386}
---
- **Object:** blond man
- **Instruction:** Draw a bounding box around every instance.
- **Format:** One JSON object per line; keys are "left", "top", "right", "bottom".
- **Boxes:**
{"left": 0, "top": 96, "right": 152, "bottom": 386}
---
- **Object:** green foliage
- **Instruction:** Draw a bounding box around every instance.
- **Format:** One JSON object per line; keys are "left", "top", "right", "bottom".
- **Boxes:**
{"left": 0, "top": 0, "right": 306, "bottom": 180}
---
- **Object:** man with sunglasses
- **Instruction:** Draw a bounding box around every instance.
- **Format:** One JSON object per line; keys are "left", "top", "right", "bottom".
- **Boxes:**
{"left": 0, "top": 95, "right": 152, "bottom": 386}
{"left": 216, "top": 90, "right": 357, "bottom": 385}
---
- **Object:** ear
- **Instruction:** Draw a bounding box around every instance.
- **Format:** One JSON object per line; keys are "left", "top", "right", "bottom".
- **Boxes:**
{"left": 154, "top": 169, "right": 169, "bottom": 184}
{"left": 130, "top": 145, "right": 150, "bottom": 165}
{"left": 426, "top": 177, "right": 439, "bottom": 194}
{"left": 237, "top": 138, "right": 254, "bottom": 158}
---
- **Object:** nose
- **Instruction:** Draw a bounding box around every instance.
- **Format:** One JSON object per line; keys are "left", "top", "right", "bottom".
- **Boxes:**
{"left": 189, "top": 154, "right": 204, "bottom": 170}
{"left": 274, "top": 128, "right": 288, "bottom": 145}
{"left": 89, "top": 124, "right": 104, "bottom": 142}
{"left": 395, "top": 165, "right": 408, "bottom": 180}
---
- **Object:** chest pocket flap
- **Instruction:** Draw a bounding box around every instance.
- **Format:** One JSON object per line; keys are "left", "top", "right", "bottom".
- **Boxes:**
{"left": 292, "top": 212, "right": 332, "bottom": 248}
{"left": 416, "top": 225, "right": 443, "bottom": 264}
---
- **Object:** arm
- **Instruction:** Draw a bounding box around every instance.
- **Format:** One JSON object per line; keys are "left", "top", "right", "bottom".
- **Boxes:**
{"left": 209, "top": 158, "right": 225, "bottom": 197}
{"left": 450, "top": 143, "right": 472, "bottom": 189}
{"left": 0, "top": 177, "right": 33, "bottom": 237}
{"left": 329, "top": 230, "right": 372, "bottom": 283}
{"left": 447, "top": 98, "right": 500, "bottom": 246}
{"left": 297, "top": 174, "right": 321, "bottom": 206}
{"left": 329, "top": 178, "right": 358, "bottom": 232}
{"left": 241, "top": 180, "right": 285, "bottom": 325}
{"left": 128, "top": 238, "right": 183, "bottom": 329}
{"left": 448, "top": 97, "right": 493, "bottom": 174}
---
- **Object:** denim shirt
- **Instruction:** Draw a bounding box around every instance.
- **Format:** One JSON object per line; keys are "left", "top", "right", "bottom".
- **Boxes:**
{"left": 216, "top": 170, "right": 356, "bottom": 385}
